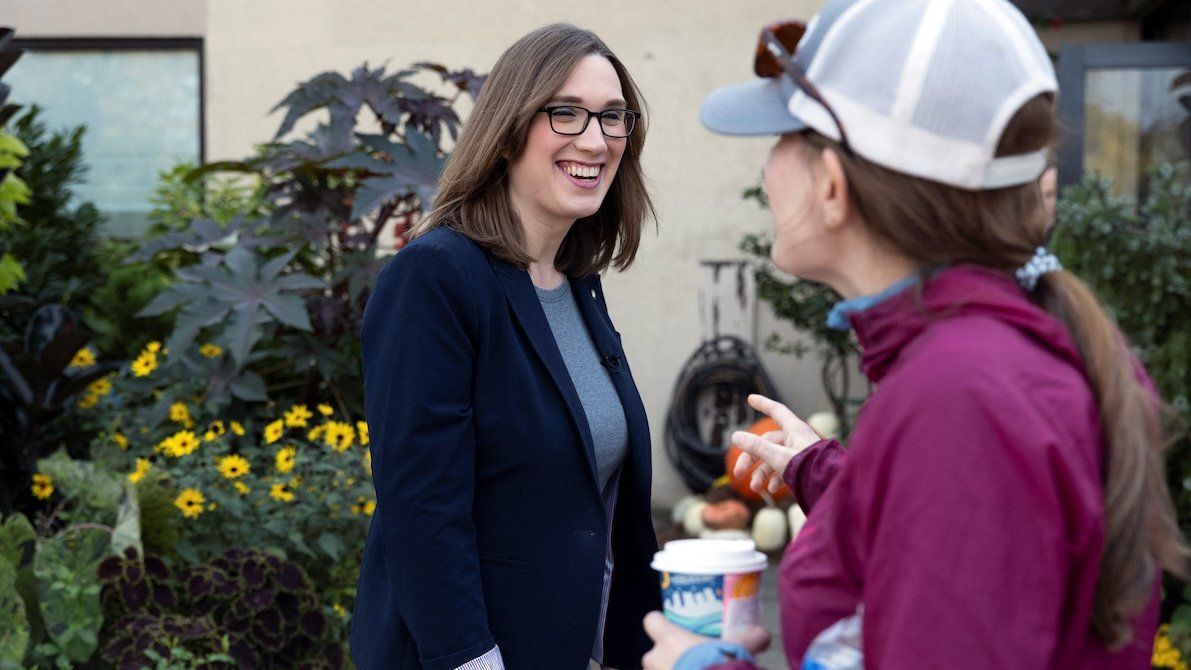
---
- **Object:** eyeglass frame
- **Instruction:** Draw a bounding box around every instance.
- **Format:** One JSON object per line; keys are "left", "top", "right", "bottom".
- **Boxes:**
{"left": 757, "top": 22, "right": 852, "bottom": 152}
{"left": 537, "top": 105, "right": 640, "bottom": 138}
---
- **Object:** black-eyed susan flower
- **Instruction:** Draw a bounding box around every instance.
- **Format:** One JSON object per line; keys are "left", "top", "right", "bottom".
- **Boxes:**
{"left": 217, "top": 454, "right": 251, "bottom": 479}
{"left": 130, "top": 347, "right": 158, "bottom": 377}
{"left": 317, "top": 403, "right": 334, "bottom": 417}
{"left": 31, "top": 473, "right": 53, "bottom": 499}
{"left": 169, "top": 402, "right": 193, "bottom": 427}
{"left": 323, "top": 421, "right": 355, "bottom": 452}
{"left": 198, "top": 343, "right": 223, "bottom": 358}
{"left": 233, "top": 481, "right": 249, "bottom": 495}
{"left": 264, "top": 419, "right": 284, "bottom": 445}
{"left": 269, "top": 482, "right": 295, "bottom": 503}
{"left": 128, "top": 458, "right": 151, "bottom": 484}
{"left": 174, "top": 488, "right": 205, "bottom": 518}
{"left": 275, "top": 445, "right": 296, "bottom": 474}
{"left": 230, "top": 421, "right": 245, "bottom": 436}
{"left": 284, "top": 404, "right": 313, "bottom": 428}
{"left": 160, "top": 430, "right": 201, "bottom": 458}
{"left": 356, "top": 421, "right": 369, "bottom": 446}
{"left": 352, "top": 496, "right": 376, "bottom": 516}
{"left": 113, "top": 432, "right": 129, "bottom": 450}
{"left": 68, "top": 347, "right": 96, "bottom": 368}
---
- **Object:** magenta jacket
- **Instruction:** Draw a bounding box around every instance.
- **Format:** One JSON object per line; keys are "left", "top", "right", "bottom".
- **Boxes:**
{"left": 713, "top": 266, "right": 1159, "bottom": 669}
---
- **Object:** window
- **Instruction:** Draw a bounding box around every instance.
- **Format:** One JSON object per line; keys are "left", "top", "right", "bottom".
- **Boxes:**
{"left": 7, "top": 39, "right": 203, "bottom": 236}
{"left": 1057, "top": 42, "right": 1191, "bottom": 202}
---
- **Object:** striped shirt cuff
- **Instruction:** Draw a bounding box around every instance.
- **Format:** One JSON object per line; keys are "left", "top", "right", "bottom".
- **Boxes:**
{"left": 454, "top": 646, "right": 504, "bottom": 670}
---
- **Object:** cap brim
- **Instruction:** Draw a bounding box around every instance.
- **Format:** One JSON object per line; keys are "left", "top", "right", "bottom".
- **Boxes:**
{"left": 700, "top": 77, "right": 807, "bottom": 136}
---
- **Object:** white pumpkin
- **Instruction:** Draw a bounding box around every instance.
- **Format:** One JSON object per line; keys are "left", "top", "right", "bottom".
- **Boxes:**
{"left": 700, "top": 528, "right": 750, "bottom": 541}
{"left": 752, "top": 507, "right": 788, "bottom": 552}
{"left": 806, "top": 411, "right": 841, "bottom": 440}
{"left": 670, "top": 495, "right": 701, "bottom": 525}
{"left": 682, "top": 500, "right": 708, "bottom": 536}
{"left": 788, "top": 504, "right": 808, "bottom": 538}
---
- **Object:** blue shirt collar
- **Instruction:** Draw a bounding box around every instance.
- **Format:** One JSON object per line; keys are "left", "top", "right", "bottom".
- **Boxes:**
{"left": 826, "top": 274, "right": 919, "bottom": 331}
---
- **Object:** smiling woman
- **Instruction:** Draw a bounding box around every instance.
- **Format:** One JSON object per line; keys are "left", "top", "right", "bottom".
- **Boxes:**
{"left": 351, "top": 23, "right": 661, "bottom": 670}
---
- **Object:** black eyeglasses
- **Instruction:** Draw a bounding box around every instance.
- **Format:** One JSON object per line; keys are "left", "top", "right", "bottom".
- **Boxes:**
{"left": 755, "top": 20, "right": 851, "bottom": 152}
{"left": 539, "top": 105, "right": 639, "bottom": 138}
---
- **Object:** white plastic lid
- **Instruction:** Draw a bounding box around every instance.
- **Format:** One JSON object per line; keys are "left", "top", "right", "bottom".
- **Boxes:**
{"left": 650, "top": 538, "right": 769, "bottom": 576}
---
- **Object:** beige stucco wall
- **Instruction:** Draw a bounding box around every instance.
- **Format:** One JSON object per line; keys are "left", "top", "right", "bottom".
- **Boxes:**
{"left": 7, "top": 0, "right": 853, "bottom": 512}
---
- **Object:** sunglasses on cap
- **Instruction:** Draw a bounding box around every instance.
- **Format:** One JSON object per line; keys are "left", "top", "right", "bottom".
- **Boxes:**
{"left": 754, "top": 20, "right": 852, "bottom": 151}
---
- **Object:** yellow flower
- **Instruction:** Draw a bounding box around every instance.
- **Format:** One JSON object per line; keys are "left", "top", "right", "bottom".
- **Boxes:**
{"left": 363, "top": 450, "right": 372, "bottom": 476}
{"left": 209, "top": 420, "right": 226, "bottom": 436}
{"left": 284, "top": 404, "right": 314, "bottom": 428}
{"left": 352, "top": 496, "right": 376, "bottom": 516}
{"left": 1154, "top": 625, "right": 1189, "bottom": 670}
{"left": 31, "top": 473, "right": 53, "bottom": 499}
{"left": 198, "top": 343, "right": 223, "bottom": 358}
{"left": 77, "top": 375, "right": 114, "bottom": 408}
{"left": 233, "top": 481, "right": 249, "bottom": 495}
{"left": 159, "top": 430, "right": 200, "bottom": 458}
{"left": 332, "top": 602, "right": 347, "bottom": 618}
{"left": 145, "top": 341, "right": 163, "bottom": 353}
{"left": 264, "top": 419, "right": 285, "bottom": 445}
{"left": 230, "top": 421, "right": 245, "bottom": 436}
{"left": 269, "top": 482, "right": 295, "bottom": 503}
{"left": 68, "top": 347, "right": 96, "bottom": 368}
{"left": 113, "top": 432, "right": 129, "bottom": 450}
{"left": 128, "top": 458, "right": 151, "bottom": 484}
{"left": 169, "top": 402, "right": 193, "bottom": 427}
{"left": 356, "top": 421, "right": 369, "bottom": 446}
{"left": 323, "top": 421, "right": 355, "bottom": 452}
{"left": 275, "top": 446, "right": 296, "bottom": 474}
{"left": 174, "top": 488, "right": 206, "bottom": 518}
{"left": 217, "top": 454, "right": 251, "bottom": 479}
{"left": 317, "top": 403, "right": 334, "bottom": 416}
{"left": 130, "top": 350, "right": 158, "bottom": 377}
{"left": 307, "top": 424, "right": 326, "bottom": 442}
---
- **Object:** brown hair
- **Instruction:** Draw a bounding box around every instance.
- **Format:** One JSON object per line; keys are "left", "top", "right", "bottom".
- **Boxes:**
{"left": 800, "top": 95, "right": 1188, "bottom": 648}
{"left": 412, "top": 23, "right": 654, "bottom": 276}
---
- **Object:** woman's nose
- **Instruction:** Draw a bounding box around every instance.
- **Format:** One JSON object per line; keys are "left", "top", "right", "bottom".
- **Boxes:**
{"left": 573, "top": 117, "right": 608, "bottom": 153}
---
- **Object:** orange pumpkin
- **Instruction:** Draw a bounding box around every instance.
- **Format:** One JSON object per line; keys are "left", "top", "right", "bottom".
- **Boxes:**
{"left": 725, "top": 417, "right": 793, "bottom": 503}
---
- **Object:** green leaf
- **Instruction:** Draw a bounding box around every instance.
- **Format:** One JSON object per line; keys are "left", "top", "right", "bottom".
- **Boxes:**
{"left": 34, "top": 529, "right": 108, "bottom": 662}
{"left": 0, "top": 515, "right": 34, "bottom": 569}
{"left": 0, "top": 558, "right": 29, "bottom": 665}
{"left": 110, "top": 483, "right": 143, "bottom": 558}
{"left": 262, "top": 294, "right": 312, "bottom": 331}
{"left": 0, "top": 253, "right": 24, "bottom": 294}
{"left": 228, "top": 371, "right": 267, "bottom": 402}
{"left": 36, "top": 452, "right": 123, "bottom": 513}
{"left": 315, "top": 533, "right": 344, "bottom": 562}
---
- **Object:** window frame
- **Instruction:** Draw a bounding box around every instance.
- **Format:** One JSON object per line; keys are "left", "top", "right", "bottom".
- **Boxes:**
{"left": 10, "top": 37, "right": 205, "bottom": 162}
{"left": 1056, "top": 41, "right": 1191, "bottom": 190}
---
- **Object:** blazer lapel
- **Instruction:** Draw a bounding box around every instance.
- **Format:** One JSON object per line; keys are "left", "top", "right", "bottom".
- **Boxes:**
{"left": 488, "top": 257, "right": 600, "bottom": 490}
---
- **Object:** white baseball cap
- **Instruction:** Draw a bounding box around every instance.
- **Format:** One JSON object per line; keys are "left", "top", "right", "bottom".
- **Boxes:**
{"left": 700, "top": 0, "right": 1058, "bottom": 190}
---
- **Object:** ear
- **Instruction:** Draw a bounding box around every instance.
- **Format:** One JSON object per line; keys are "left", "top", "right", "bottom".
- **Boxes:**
{"left": 818, "top": 147, "right": 851, "bottom": 230}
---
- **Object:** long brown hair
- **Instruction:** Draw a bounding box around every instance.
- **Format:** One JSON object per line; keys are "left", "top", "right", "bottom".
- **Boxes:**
{"left": 413, "top": 23, "right": 654, "bottom": 276}
{"left": 801, "top": 94, "right": 1187, "bottom": 648}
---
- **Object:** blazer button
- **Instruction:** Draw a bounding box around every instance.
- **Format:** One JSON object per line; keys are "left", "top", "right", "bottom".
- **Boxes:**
{"left": 591, "top": 289, "right": 597, "bottom": 300}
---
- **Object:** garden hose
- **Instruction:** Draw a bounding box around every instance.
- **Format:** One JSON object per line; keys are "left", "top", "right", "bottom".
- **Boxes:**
{"left": 664, "top": 336, "right": 782, "bottom": 493}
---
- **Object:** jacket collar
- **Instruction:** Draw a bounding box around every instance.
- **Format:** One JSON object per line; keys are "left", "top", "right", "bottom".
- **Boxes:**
{"left": 850, "top": 265, "right": 1084, "bottom": 384}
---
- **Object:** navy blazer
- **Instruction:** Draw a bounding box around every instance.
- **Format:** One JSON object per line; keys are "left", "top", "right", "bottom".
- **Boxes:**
{"left": 350, "top": 227, "right": 661, "bottom": 670}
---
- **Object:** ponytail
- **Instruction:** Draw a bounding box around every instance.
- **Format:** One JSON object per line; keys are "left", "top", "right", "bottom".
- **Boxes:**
{"left": 1037, "top": 272, "right": 1188, "bottom": 648}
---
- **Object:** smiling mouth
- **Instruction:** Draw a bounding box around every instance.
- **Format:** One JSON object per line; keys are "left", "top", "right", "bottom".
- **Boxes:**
{"left": 557, "top": 161, "right": 601, "bottom": 181}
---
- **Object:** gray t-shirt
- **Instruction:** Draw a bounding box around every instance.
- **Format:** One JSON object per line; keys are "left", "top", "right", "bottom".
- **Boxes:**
{"left": 535, "top": 280, "right": 628, "bottom": 493}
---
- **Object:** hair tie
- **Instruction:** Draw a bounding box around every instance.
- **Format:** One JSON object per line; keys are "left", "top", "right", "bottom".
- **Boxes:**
{"left": 1015, "top": 247, "right": 1062, "bottom": 291}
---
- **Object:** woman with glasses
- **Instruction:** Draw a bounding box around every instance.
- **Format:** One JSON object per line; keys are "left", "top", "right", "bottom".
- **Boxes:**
{"left": 350, "top": 23, "right": 660, "bottom": 670}
{"left": 643, "top": 1, "right": 1186, "bottom": 668}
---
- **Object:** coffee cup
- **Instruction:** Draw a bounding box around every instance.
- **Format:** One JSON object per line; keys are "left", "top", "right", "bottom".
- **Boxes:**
{"left": 650, "top": 538, "right": 768, "bottom": 639}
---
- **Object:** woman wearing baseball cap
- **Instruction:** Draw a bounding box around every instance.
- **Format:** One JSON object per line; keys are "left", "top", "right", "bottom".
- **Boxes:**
{"left": 643, "top": 0, "right": 1187, "bottom": 668}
